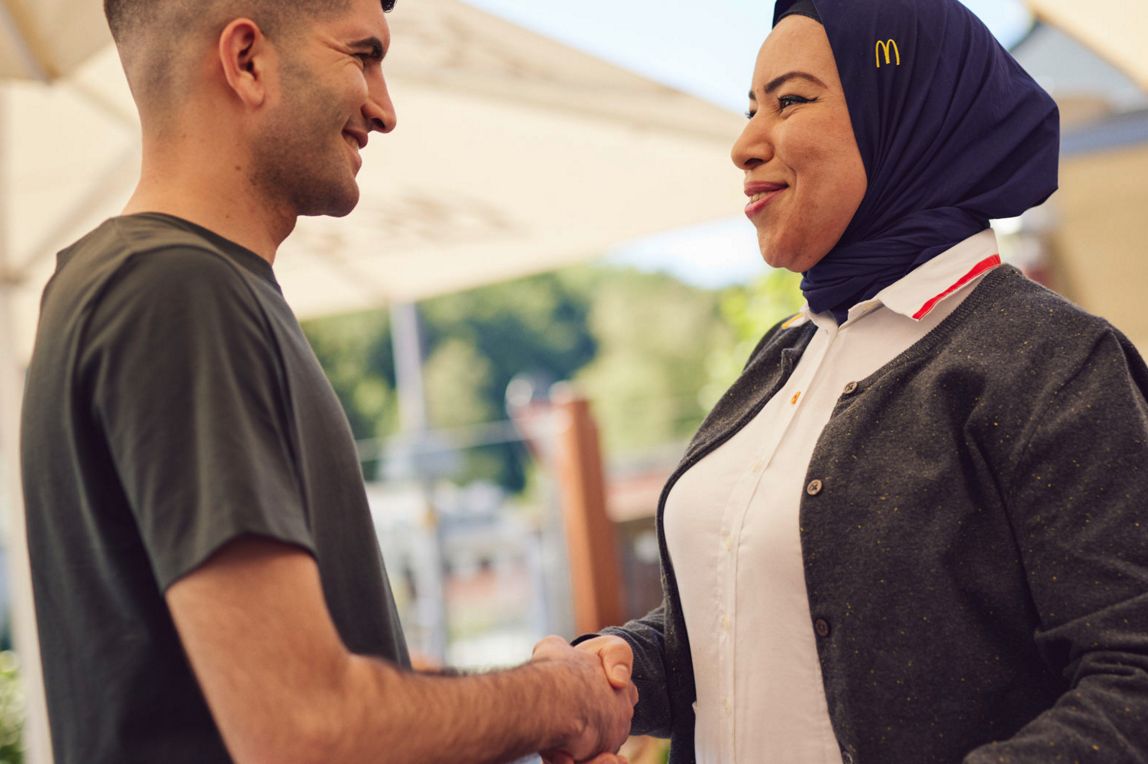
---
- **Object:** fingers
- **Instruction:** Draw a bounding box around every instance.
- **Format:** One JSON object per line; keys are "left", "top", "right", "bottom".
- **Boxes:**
{"left": 536, "top": 635, "right": 634, "bottom": 690}
{"left": 532, "top": 635, "right": 569, "bottom": 660}
{"left": 540, "top": 752, "right": 575, "bottom": 764}
{"left": 542, "top": 751, "right": 627, "bottom": 764}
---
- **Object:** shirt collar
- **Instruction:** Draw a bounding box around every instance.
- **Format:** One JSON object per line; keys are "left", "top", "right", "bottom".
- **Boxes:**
{"left": 784, "top": 229, "right": 1001, "bottom": 329}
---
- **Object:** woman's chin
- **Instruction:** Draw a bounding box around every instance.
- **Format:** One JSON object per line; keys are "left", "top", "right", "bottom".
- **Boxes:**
{"left": 758, "top": 247, "right": 805, "bottom": 274}
{"left": 759, "top": 237, "right": 830, "bottom": 273}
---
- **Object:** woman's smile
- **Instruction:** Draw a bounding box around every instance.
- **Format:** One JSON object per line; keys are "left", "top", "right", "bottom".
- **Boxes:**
{"left": 744, "top": 182, "right": 789, "bottom": 219}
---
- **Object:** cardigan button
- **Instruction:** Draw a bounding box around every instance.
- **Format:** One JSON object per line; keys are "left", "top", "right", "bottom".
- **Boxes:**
{"left": 842, "top": 380, "right": 859, "bottom": 395}
{"left": 806, "top": 479, "right": 824, "bottom": 496}
{"left": 842, "top": 751, "right": 855, "bottom": 764}
{"left": 814, "top": 618, "right": 831, "bottom": 638}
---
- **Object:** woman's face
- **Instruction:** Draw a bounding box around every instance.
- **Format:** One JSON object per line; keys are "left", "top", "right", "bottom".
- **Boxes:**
{"left": 731, "top": 16, "right": 867, "bottom": 273}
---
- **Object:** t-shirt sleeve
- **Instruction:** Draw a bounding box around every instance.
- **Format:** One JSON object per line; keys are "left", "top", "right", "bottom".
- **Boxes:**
{"left": 80, "top": 245, "right": 316, "bottom": 591}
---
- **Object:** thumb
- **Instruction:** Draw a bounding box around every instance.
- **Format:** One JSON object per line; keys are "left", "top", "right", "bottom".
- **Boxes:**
{"left": 597, "top": 639, "right": 633, "bottom": 689}
{"left": 610, "top": 660, "right": 631, "bottom": 687}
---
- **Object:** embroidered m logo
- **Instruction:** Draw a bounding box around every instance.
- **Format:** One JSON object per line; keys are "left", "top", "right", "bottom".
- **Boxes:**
{"left": 875, "top": 39, "right": 901, "bottom": 68}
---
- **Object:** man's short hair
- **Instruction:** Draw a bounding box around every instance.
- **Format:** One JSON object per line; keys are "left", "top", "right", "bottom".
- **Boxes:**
{"left": 104, "top": 0, "right": 396, "bottom": 45}
{"left": 104, "top": 0, "right": 395, "bottom": 113}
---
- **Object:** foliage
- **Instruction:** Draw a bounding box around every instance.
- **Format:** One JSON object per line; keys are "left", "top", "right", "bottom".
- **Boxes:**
{"left": 302, "top": 262, "right": 803, "bottom": 492}
{"left": 305, "top": 310, "right": 397, "bottom": 440}
{"left": 574, "top": 268, "right": 732, "bottom": 455}
{"left": 0, "top": 652, "right": 24, "bottom": 763}
{"left": 304, "top": 270, "right": 599, "bottom": 489}
{"left": 701, "top": 267, "right": 804, "bottom": 407}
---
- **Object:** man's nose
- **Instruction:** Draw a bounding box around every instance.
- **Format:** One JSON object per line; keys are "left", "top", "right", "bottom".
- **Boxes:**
{"left": 365, "top": 77, "right": 396, "bottom": 134}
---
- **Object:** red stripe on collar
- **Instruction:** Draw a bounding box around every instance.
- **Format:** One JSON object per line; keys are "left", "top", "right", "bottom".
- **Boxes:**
{"left": 912, "top": 254, "right": 1001, "bottom": 320}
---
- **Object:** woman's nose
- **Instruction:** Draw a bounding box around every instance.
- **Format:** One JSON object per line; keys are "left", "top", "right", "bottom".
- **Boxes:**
{"left": 731, "top": 118, "right": 771, "bottom": 170}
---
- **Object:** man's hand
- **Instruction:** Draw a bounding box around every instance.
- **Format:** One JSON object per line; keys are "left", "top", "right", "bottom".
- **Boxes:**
{"left": 533, "top": 635, "right": 638, "bottom": 764}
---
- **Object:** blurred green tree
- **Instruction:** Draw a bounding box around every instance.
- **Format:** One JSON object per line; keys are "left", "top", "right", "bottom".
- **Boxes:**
{"left": 305, "top": 310, "right": 397, "bottom": 440}
{"left": 701, "top": 267, "right": 804, "bottom": 406}
{"left": 575, "top": 268, "right": 733, "bottom": 456}
{"left": 304, "top": 270, "right": 600, "bottom": 490}
{"left": 301, "top": 264, "right": 802, "bottom": 492}
{"left": 0, "top": 652, "right": 24, "bottom": 763}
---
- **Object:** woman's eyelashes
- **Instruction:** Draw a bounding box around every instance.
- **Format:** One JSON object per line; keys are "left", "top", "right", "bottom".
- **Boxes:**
{"left": 745, "top": 94, "right": 818, "bottom": 120}
{"left": 777, "top": 94, "right": 816, "bottom": 112}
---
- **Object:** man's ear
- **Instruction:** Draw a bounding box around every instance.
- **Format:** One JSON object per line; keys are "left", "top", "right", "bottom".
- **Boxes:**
{"left": 218, "top": 18, "right": 272, "bottom": 107}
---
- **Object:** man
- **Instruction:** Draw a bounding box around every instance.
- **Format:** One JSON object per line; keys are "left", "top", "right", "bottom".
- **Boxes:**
{"left": 19, "top": 0, "right": 635, "bottom": 762}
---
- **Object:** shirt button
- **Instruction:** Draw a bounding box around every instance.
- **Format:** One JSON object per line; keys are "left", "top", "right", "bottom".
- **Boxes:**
{"left": 806, "top": 479, "right": 824, "bottom": 496}
{"left": 814, "top": 618, "right": 831, "bottom": 638}
{"left": 842, "top": 381, "right": 859, "bottom": 395}
{"left": 721, "top": 614, "right": 731, "bottom": 631}
{"left": 722, "top": 533, "right": 733, "bottom": 551}
{"left": 723, "top": 698, "right": 732, "bottom": 714}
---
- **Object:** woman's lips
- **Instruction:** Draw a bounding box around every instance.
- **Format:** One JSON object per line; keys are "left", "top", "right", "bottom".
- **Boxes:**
{"left": 744, "top": 184, "right": 788, "bottom": 219}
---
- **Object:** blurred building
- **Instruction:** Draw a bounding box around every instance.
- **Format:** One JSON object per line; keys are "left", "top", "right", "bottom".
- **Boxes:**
{"left": 1011, "top": 23, "right": 1148, "bottom": 349}
{"left": 366, "top": 479, "right": 554, "bottom": 669}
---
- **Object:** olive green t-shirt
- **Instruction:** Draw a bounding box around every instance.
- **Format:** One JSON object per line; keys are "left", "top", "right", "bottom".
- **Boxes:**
{"left": 21, "top": 213, "right": 409, "bottom": 763}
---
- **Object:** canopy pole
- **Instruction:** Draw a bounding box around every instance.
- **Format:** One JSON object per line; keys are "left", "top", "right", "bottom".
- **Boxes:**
{"left": 389, "top": 301, "right": 449, "bottom": 662}
{"left": 0, "top": 91, "right": 54, "bottom": 763}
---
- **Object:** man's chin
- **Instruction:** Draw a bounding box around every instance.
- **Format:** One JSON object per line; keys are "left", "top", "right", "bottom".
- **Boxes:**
{"left": 301, "top": 186, "right": 360, "bottom": 219}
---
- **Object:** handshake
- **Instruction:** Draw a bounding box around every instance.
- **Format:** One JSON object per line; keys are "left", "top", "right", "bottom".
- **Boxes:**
{"left": 529, "top": 634, "right": 640, "bottom": 764}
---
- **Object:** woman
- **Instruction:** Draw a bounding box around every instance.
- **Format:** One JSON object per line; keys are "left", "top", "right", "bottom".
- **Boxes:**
{"left": 576, "top": 0, "right": 1148, "bottom": 762}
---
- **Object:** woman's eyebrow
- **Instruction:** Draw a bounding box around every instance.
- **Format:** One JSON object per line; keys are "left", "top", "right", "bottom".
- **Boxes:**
{"left": 756, "top": 70, "right": 828, "bottom": 96}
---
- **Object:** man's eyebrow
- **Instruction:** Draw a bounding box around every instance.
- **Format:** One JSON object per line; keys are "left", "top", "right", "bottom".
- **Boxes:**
{"left": 350, "top": 36, "right": 386, "bottom": 60}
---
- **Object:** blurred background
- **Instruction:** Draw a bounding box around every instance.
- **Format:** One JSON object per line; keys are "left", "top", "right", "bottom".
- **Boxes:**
{"left": 2, "top": 0, "right": 1146, "bottom": 761}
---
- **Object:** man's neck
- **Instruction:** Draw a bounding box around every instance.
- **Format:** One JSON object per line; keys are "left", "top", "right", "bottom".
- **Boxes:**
{"left": 124, "top": 147, "right": 296, "bottom": 265}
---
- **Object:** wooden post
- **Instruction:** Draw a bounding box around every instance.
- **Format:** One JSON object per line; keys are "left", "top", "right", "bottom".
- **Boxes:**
{"left": 551, "top": 393, "right": 624, "bottom": 634}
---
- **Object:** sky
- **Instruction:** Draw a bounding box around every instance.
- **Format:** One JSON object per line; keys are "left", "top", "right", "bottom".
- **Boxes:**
{"left": 461, "top": 0, "right": 1035, "bottom": 287}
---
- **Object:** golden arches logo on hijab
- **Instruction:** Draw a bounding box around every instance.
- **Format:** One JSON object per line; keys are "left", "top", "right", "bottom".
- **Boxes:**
{"left": 875, "top": 39, "right": 901, "bottom": 68}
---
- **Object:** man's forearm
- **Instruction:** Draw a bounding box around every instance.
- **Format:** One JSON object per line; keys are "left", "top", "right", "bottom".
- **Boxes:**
{"left": 300, "top": 646, "right": 615, "bottom": 761}
{"left": 166, "top": 541, "right": 632, "bottom": 764}
{"left": 322, "top": 654, "right": 588, "bottom": 764}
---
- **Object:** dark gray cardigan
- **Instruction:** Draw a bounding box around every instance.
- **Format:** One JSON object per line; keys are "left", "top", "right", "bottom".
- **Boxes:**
{"left": 603, "top": 266, "right": 1148, "bottom": 763}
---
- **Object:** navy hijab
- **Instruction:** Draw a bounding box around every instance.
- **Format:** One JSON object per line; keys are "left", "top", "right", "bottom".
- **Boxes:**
{"left": 770, "top": 0, "right": 1060, "bottom": 322}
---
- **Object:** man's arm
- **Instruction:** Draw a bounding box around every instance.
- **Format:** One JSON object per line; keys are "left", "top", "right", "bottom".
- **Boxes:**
{"left": 166, "top": 536, "right": 636, "bottom": 764}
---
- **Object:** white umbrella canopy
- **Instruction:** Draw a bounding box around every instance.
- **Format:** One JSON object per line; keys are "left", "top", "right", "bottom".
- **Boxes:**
{"left": 0, "top": 0, "right": 111, "bottom": 81}
{"left": 1024, "top": 0, "right": 1148, "bottom": 91}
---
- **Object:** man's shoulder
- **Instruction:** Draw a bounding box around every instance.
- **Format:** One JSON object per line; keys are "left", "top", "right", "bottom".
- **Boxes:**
{"left": 36, "top": 217, "right": 273, "bottom": 366}
{"left": 50, "top": 216, "right": 261, "bottom": 318}
{"left": 60, "top": 214, "right": 246, "bottom": 286}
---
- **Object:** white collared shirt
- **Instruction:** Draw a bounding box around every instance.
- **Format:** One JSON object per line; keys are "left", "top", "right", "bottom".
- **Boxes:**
{"left": 664, "top": 229, "right": 1001, "bottom": 763}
